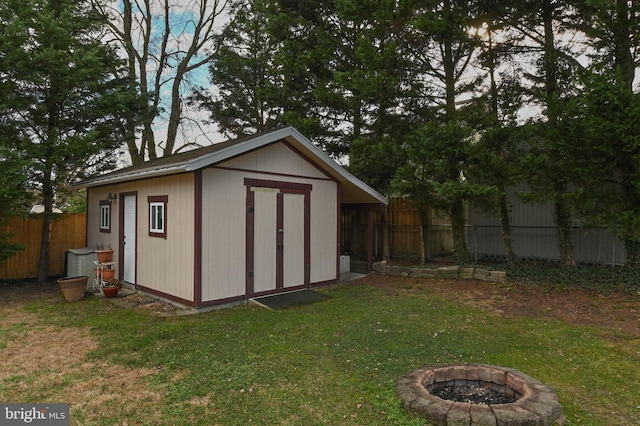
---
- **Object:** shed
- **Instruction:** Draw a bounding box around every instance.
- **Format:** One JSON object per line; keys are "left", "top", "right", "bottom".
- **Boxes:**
{"left": 78, "top": 127, "right": 387, "bottom": 309}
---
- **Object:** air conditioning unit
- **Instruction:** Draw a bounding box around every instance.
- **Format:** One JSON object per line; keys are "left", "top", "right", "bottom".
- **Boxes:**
{"left": 65, "top": 247, "right": 98, "bottom": 278}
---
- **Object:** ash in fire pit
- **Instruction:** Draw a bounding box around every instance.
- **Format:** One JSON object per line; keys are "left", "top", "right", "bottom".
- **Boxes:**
{"left": 397, "top": 363, "right": 566, "bottom": 426}
{"left": 430, "top": 384, "right": 516, "bottom": 405}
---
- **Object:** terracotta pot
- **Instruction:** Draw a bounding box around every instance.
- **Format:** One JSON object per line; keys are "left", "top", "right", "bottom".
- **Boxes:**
{"left": 100, "top": 268, "right": 116, "bottom": 280}
{"left": 102, "top": 286, "right": 119, "bottom": 298}
{"left": 96, "top": 249, "right": 114, "bottom": 263}
{"left": 57, "top": 276, "right": 88, "bottom": 302}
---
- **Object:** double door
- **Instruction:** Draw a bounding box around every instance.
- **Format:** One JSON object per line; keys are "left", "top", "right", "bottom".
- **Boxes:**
{"left": 246, "top": 181, "right": 310, "bottom": 296}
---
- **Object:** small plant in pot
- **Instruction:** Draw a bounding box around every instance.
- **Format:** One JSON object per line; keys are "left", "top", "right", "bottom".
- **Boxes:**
{"left": 102, "top": 279, "right": 123, "bottom": 298}
{"left": 95, "top": 242, "right": 113, "bottom": 263}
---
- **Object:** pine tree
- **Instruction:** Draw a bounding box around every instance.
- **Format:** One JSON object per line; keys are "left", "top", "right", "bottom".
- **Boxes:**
{"left": 0, "top": 0, "right": 128, "bottom": 281}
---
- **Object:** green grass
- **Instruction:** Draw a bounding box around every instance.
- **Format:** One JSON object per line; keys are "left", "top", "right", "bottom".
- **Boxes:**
{"left": 5, "top": 281, "right": 640, "bottom": 425}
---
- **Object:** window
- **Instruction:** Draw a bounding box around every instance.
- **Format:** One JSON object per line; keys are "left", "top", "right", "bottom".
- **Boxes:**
{"left": 148, "top": 195, "right": 168, "bottom": 238}
{"left": 99, "top": 201, "right": 111, "bottom": 233}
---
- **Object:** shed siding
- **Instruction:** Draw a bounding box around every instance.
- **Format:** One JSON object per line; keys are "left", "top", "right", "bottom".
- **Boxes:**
{"left": 200, "top": 168, "right": 247, "bottom": 301}
{"left": 87, "top": 174, "right": 195, "bottom": 301}
{"left": 87, "top": 187, "right": 122, "bottom": 274}
{"left": 221, "top": 141, "right": 329, "bottom": 180}
{"left": 309, "top": 180, "right": 338, "bottom": 283}
{"left": 200, "top": 145, "right": 338, "bottom": 303}
{"left": 283, "top": 192, "right": 306, "bottom": 286}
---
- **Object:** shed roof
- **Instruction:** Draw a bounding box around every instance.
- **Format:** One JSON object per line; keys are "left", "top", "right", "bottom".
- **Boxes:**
{"left": 78, "top": 127, "right": 387, "bottom": 205}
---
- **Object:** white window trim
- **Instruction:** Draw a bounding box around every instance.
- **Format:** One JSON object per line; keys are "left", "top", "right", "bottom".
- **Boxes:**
{"left": 147, "top": 195, "right": 168, "bottom": 239}
{"left": 149, "top": 202, "right": 164, "bottom": 233}
{"left": 99, "top": 201, "right": 111, "bottom": 233}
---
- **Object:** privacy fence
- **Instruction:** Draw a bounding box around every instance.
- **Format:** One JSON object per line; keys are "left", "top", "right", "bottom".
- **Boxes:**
{"left": 343, "top": 197, "right": 626, "bottom": 266}
{"left": 3, "top": 203, "right": 619, "bottom": 281}
{"left": 0, "top": 214, "right": 86, "bottom": 280}
{"left": 468, "top": 225, "right": 627, "bottom": 266}
{"left": 341, "top": 198, "right": 454, "bottom": 261}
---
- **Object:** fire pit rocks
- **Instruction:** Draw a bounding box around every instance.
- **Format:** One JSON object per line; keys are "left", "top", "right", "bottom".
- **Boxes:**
{"left": 397, "top": 363, "right": 566, "bottom": 426}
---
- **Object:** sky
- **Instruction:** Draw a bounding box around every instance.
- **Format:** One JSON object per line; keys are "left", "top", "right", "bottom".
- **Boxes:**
{"left": 110, "top": 0, "right": 229, "bottom": 167}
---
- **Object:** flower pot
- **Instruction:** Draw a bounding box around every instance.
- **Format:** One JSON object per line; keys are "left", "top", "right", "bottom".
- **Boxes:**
{"left": 96, "top": 249, "right": 114, "bottom": 263}
{"left": 57, "top": 276, "right": 89, "bottom": 302}
{"left": 100, "top": 268, "right": 116, "bottom": 281}
{"left": 102, "top": 286, "right": 119, "bottom": 298}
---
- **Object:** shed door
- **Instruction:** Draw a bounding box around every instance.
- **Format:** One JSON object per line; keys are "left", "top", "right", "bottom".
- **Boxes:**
{"left": 246, "top": 181, "right": 310, "bottom": 297}
{"left": 122, "top": 194, "right": 136, "bottom": 284}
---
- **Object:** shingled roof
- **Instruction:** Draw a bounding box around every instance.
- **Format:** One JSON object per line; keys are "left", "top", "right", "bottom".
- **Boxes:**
{"left": 78, "top": 127, "right": 387, "bottom": 205}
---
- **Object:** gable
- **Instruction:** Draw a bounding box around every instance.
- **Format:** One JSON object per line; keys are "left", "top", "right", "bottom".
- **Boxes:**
{"left": 78, "top": 127, "right": 386, "bottom": 206}
{"left": 217, "top": 141, "right": 329, "bottom": 180}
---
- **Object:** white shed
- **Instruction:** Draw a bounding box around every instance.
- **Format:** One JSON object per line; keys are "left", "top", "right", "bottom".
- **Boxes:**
{"left": 78, "top": 127, "right": 387, "bottom": 309}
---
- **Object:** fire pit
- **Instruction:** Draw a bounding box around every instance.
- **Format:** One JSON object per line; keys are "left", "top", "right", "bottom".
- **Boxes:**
{"left": 397, "top": 364, "right": 566, "bottom": 425}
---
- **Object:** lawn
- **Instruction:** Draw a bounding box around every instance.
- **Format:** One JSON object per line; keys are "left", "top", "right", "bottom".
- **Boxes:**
{"left": 1, "top": 275, "right": 639, "bottom": 425}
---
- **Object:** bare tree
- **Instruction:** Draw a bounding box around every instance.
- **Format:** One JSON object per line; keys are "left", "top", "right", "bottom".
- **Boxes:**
{"left": 95, "top": 0, "right": 228, "bottom": 163}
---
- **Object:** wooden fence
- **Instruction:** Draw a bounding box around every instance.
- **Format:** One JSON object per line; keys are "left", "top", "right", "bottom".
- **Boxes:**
{"left": 0, "top": 214, "right": 87, "bottom": 280}
{"left": 341, "top": 198, "right": 454, "bottom": 261}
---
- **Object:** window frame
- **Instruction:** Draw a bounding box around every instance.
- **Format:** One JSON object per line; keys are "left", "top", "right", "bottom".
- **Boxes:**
{"left": 148, "top": 195, "right": 168, "bottom": 239}
{"left": 99, "top": 200, "right": 111, "bottom": 233}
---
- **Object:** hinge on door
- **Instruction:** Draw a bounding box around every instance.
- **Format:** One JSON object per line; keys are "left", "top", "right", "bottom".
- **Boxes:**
{"left": 248, "top": 207, "right": 254, "bottom": 213}
{"left": 248, "top": 271, "right": 254, "bottom": 278}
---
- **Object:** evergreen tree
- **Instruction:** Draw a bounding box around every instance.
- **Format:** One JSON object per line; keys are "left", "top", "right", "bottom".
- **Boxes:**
{"left": 0, "top": 147, "right": 29, "bottom": 260}
{"left": 394, "top": 0, "right": 496, "bottom": 263}
{"left": 0, "top": 0, "right": 128, "bottom": 281}
{"left": 567, "top": 0, "right": 640, "bottom": 266}
{"left": 466, "top": 2, "right": 526, "bottom": 263}
{"left": 514, "top": 0, "right": 586, "bottom": 266}
{"left": 195, "top": 0, "right": 287, "bottom": 137}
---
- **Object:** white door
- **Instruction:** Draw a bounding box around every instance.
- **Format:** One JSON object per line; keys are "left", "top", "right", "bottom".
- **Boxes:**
{"left": 282, "top": 192, "right": 305, "bottom": 288}
{"left": 253, "top": 189, "right": 278, "bottom": 293}
{"left": 251, "top": 189, "right": 306, "bottom": 294}
{"left": 122, "top": 194, "right": 136, "bottom": 284}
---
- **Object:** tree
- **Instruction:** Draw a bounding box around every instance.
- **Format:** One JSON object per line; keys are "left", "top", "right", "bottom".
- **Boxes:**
{"left": 567, "top": 0, "right": 640, "bottom": 266}
{"left": 394, "top": 0, "right": 495, "bottom": 263}
{"left": 95, "top": 0, "right": 228, "bottom": 164}
{"left": 0, "top": 0, "right": 128, "bottom": 282}
{"left": 194, "top": 0, "right": 287, "bottom": 137}
{"left": 466, "top": 3, "right": 526, "bottom": 263}
{"left": 0, "top": 147, "right": 30, "bottom": 260}
{"left": 512, "top": 0, "right": 587, "bottom": 266}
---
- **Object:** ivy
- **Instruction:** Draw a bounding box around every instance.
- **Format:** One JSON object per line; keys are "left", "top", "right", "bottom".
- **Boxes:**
{"left": 504, "top": 261, "right": 640, "bottom": 294}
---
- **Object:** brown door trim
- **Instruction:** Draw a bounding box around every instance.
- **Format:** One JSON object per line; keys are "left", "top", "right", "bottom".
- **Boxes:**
{"left": 245, "top": 178, "right": 312, "bottom": 297}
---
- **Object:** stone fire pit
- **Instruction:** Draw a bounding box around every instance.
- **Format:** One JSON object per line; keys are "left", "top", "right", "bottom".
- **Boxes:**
{"left": 397, "top": 364, "right": 566, "bottom": 425}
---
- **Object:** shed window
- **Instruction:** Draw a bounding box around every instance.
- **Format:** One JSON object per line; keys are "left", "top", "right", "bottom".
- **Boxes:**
{"left": 148, "top": 195, "right": 168, "bottom": 238}
{"left": 99, "top": 201, "right": 111, "bottom": 233}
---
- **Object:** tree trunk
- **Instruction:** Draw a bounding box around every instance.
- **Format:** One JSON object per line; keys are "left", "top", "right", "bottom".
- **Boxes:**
{"left": 164, "top": 77, "right": 183, "bottom": 156}
{"left": 623, "top": 236, "right": 640, "bottom": 268}
{"left": 499, "top": 192, "right": 514, "bottom": 263}
{"left": 553, "top": 194, "right": 576, "bottom": 266}
{"left": 451, "top": 197, "right": 469, "bottom": 263}
{"left": 418, "top": 208, "right": 426, "bottom": 265}
{"left": 122, "top": 0, "right": 144, "bottom": 165}
{"left": 37, "top": 170, "right": 54, "bottom": 283}
{"left": 614, "top": 0, "right": 635, "bottom": 90}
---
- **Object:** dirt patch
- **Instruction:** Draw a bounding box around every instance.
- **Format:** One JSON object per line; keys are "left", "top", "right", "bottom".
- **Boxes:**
{"left": 357, "top": 274, "right": 640, "bottom": 338}
{"left": 0, "top": 280, "right": 166, "bottom": 424}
